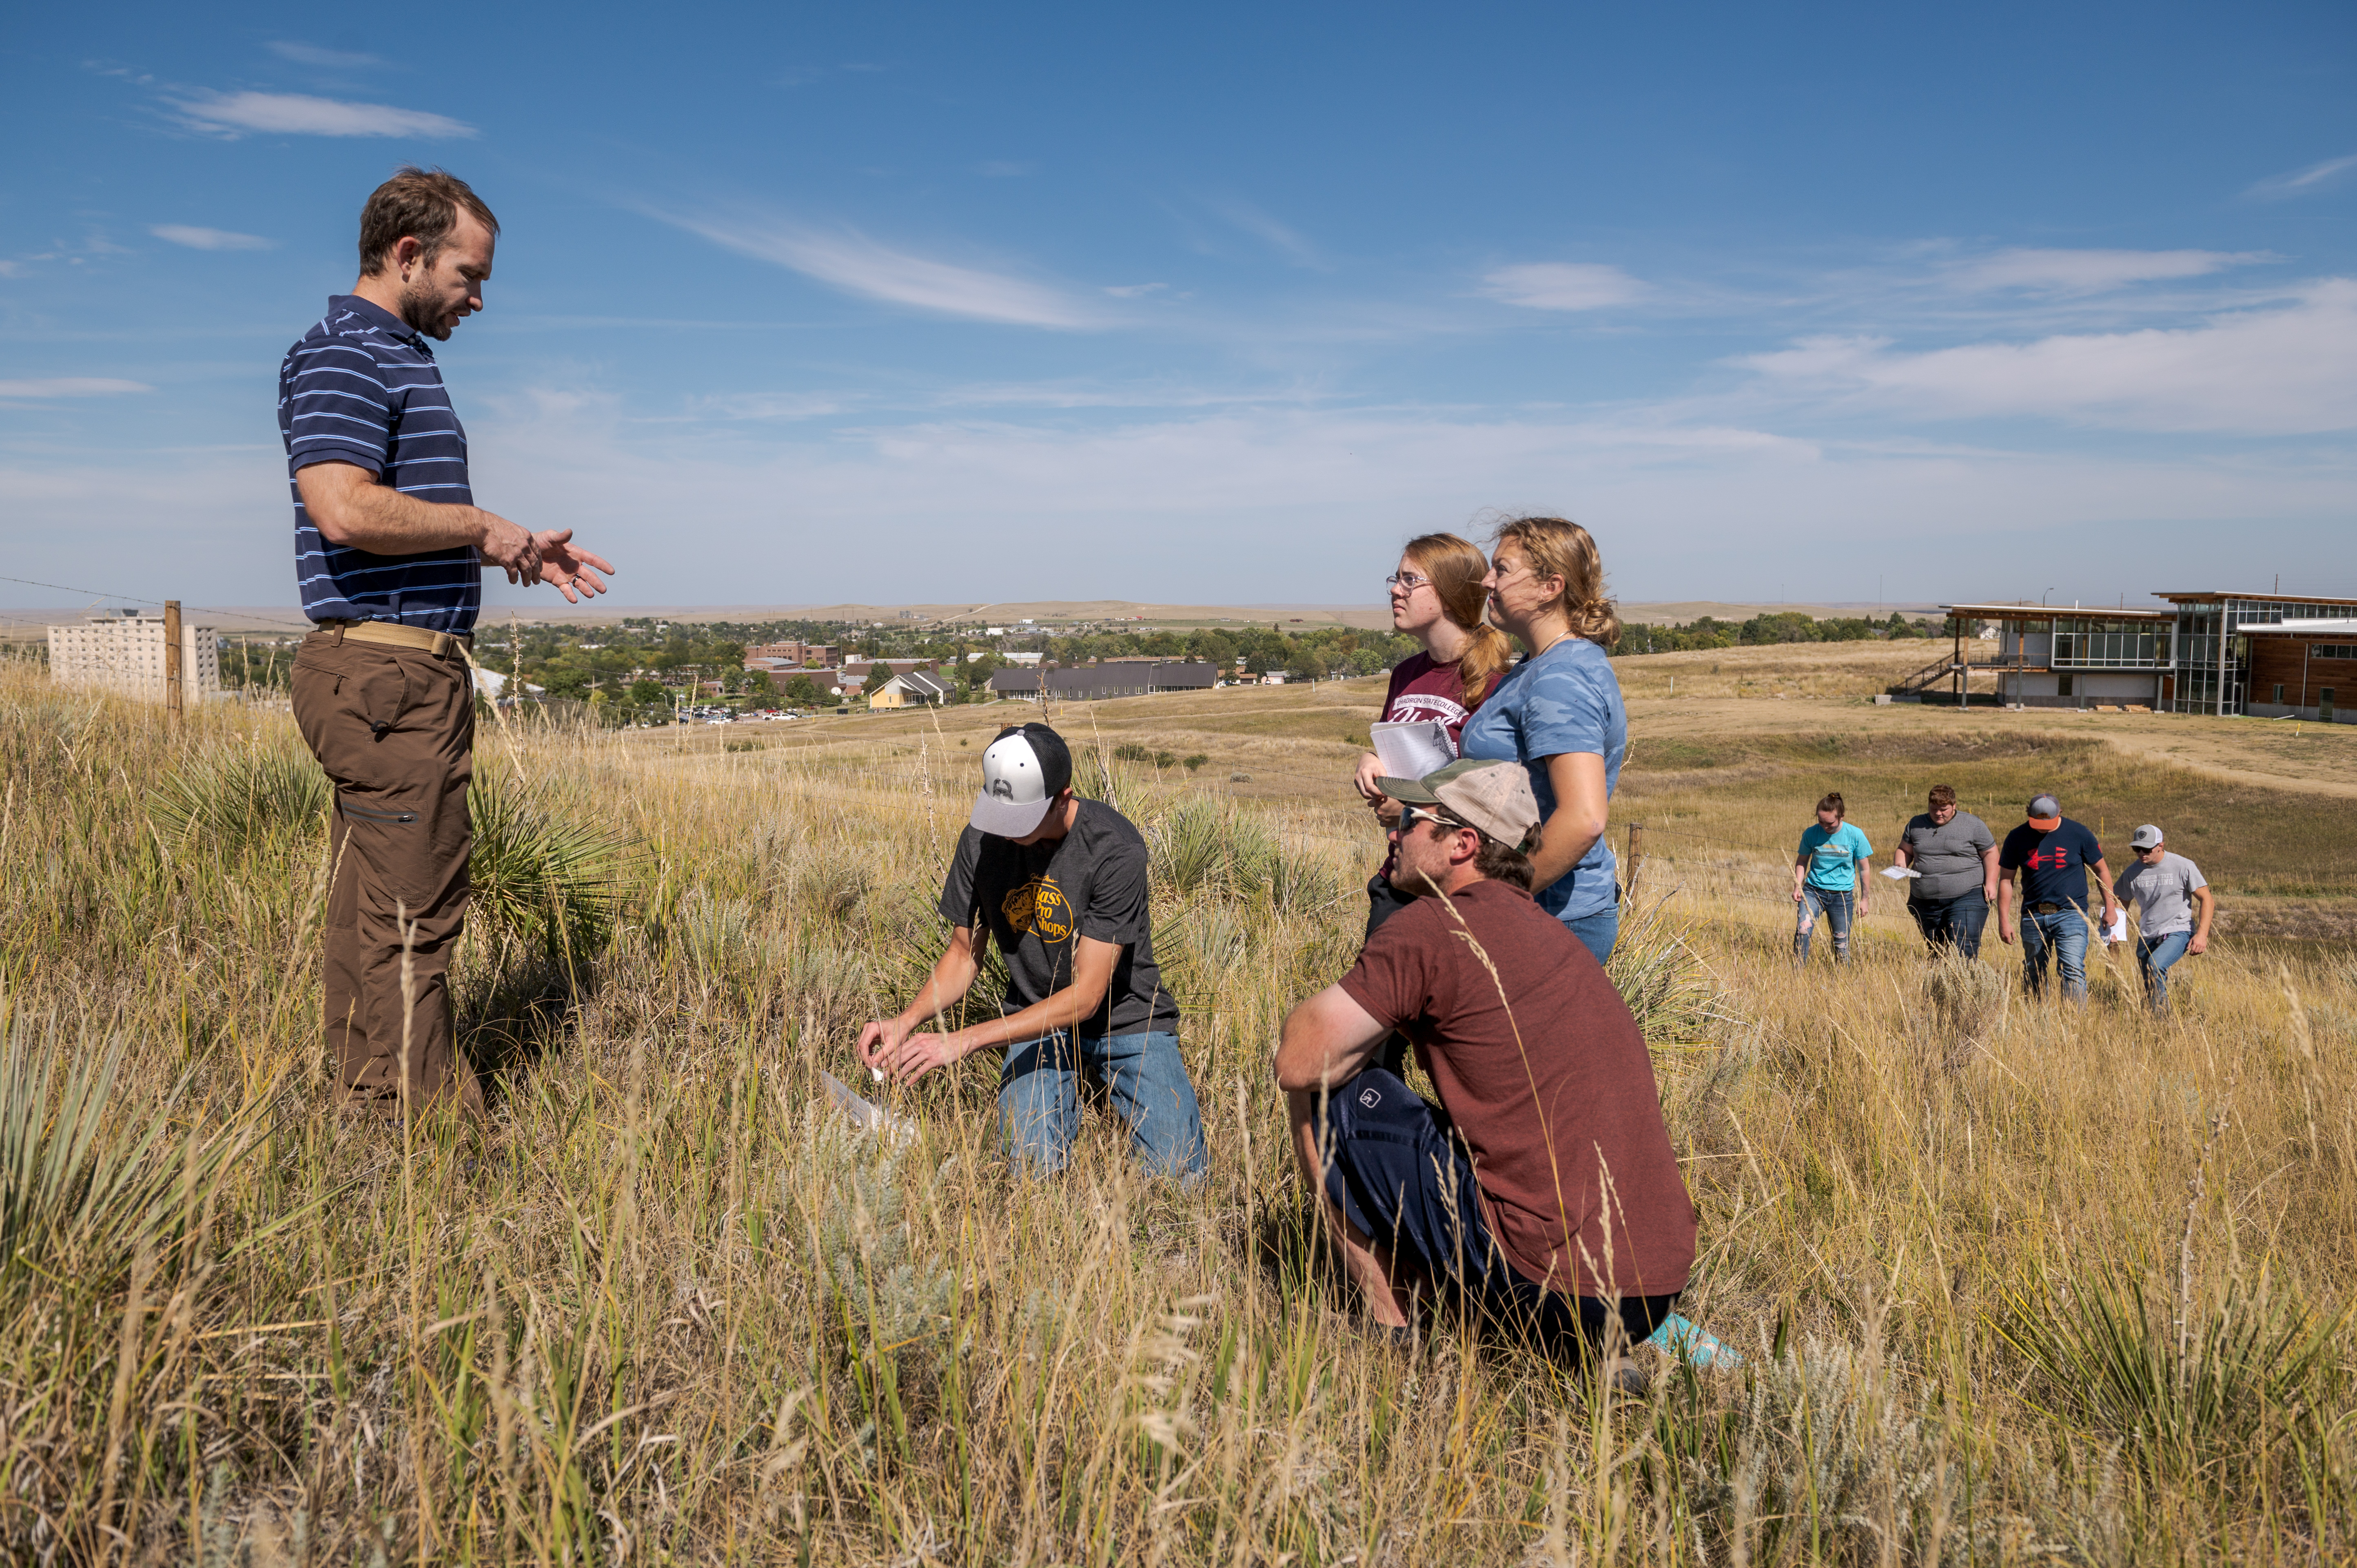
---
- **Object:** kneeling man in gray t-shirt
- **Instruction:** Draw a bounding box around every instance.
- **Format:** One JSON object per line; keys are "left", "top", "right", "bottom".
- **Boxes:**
{"left": 2114, "top": 824, "right": 2214, "bottom": 1012}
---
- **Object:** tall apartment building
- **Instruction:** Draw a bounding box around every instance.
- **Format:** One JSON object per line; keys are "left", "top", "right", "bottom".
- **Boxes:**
{"left": 47, "top": 611, "right": 221, "bottom": 703}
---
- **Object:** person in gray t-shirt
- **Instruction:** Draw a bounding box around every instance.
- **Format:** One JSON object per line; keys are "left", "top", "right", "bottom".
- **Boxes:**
{"left": 1893, "top": 784, "right": 1998, "bottom": 957}
{"left": 2115, "top": 824, "right": 2213, "bottom": 1012}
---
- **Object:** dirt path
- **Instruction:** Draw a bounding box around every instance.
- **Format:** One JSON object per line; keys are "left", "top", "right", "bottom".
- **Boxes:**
{"left": 1627, "top": 697, "right": 2357, "bottom": 800}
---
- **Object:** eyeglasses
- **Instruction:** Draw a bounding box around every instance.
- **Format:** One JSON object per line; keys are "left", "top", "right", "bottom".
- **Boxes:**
{"left": 1385, "top": 572, "right": 1432, "bottom": 592}
{"left": 1397, "top": 804, "right": 1469, "bottom": 835}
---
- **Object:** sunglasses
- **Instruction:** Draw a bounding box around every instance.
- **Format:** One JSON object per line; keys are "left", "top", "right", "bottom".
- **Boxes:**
{"left": 1397, "top": 804, "right": 1469, "bottom": 835}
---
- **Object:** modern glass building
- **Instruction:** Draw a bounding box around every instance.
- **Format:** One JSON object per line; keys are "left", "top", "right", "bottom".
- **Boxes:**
{"left": 2151, "top": 593, "right": 2357, "bottom": 717}
{"left": 1911, "top": 592, "right": 2357, "bottom": 717}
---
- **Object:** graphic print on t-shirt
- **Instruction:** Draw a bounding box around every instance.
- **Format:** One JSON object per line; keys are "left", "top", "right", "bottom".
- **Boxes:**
{"left": 1386, "top": 691, "right": 1468, "bottom": 729}
{"left": 1001, "top": 875, "right": 1073, "bottom": 942}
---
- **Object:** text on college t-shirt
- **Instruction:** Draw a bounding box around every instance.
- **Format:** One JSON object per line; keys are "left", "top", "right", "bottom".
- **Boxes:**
{"left": 1457, "top": 637, "right": 1626, "bottom": 922}
{"left": 1798, "top": 821, "right": 1873, "bottom": 891}
{"left": 1999, "top": 819, "right": 2104, "bottom": 910}
{"left": 1337, "top": 878, "right": 1695, "bottom": 1298}
{"left": 938, "top": 797, "right": 1180, "bottom": 1035}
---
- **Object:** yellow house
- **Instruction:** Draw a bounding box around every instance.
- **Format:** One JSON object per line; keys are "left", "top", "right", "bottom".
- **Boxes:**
{"left": 867, "top": 669, "right": 951, "bottom": 710}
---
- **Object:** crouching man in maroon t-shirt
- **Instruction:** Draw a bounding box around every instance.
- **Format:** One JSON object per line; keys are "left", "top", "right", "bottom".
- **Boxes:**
{"left": 1274, "top": 757, "right": 1696, "bottom": 1365}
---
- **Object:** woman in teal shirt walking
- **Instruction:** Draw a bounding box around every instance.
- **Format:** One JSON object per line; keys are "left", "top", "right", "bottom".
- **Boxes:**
{"left": 1792, "top": 791, "right": 1873, "bottom": 964}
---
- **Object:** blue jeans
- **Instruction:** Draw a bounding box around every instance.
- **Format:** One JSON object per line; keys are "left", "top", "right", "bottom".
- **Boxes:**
{"left": 2020, "top": 906, "right": 2089, "bottom": 1001}
{"left": 1909, "top": 893, "right": 1988, "bottom": 958}
{"left": 1794, "top": 885, "right": 1855, "bottom": 963}
{"left": 1565, "top": 907, "right": 1619, "bottom": 968}
{"left": 998, "top": 1029, "right": 1207, "bottom": 1184}
{"left": 2137, "top": 932, "right": 2192, "bottom": 1011}
{"left": 1312, "top": 1068, "right": 1677, "bottom": 1360}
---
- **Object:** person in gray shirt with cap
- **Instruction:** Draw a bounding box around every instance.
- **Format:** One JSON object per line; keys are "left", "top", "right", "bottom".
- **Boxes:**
{"left": 2114, "top": 824, "right": 2214, "bottom": 1012}
{"left": 1893, "top": 783, "right": 1998, "bottom": 957}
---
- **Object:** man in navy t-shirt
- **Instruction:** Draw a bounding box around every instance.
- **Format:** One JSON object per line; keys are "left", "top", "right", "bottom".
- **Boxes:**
{"left": 1996, "top": 793, "right": 2120, "bottom": 1003}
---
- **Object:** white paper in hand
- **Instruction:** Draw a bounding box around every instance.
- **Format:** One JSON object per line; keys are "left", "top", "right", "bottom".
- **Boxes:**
{"left": 1370, "top": 719, "right": 1456, "bottom": 779}
{"left": 2104, "top": 910, "right": 2128, "bottom": 945}
{"left": 1880, "top": 865, "right": 1920, "bottom": 881}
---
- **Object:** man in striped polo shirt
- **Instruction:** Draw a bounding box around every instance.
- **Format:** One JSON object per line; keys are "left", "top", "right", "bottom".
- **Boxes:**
{"left": 280, "top": 167, "right": 615, "bottom": 1121}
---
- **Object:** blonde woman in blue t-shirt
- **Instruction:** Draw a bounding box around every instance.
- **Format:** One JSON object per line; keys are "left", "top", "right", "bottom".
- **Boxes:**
{"left": 1792, "top": 791, "right": 1872, "bottom": 964}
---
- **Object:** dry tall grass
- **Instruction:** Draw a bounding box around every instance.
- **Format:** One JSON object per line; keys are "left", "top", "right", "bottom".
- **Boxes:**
{"left": 3, "top": 665, "right": 2351, "bottom": 1565}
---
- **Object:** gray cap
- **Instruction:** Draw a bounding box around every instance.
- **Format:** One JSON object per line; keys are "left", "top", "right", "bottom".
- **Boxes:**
{"left": 2130, "top": 824, "right": 2164, "bottom": 850}
{"left": 2027, "top": 793, "right": 2061, "bottom": 822}
{"left": 1377, "top": 758, "right": 1541, "bottom": 848}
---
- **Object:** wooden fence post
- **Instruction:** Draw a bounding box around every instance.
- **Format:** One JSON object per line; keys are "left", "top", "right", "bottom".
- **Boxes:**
{"left": 1625, "top": 822, "right": 1645, "bottom": 901}
{"left": 163, "top": 600, "right": 183, "bottom": 723}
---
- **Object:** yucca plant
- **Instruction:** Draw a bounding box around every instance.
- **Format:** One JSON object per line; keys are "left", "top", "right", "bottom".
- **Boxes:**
{"left": 1994, "top": 1259, "right": 2346, "bottom": 1477}
{"left": 466, "top": 768, "right": 635, "bottom": 984}
{"left": 148, "top": 740, "right": 330, "bottom": 852}
{"left": 0, "top": 1022, "right": 269, "bottom": 1304}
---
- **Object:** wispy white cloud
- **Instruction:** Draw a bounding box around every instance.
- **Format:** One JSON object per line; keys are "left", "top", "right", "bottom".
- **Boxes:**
{"left": 1102, "top": 282, "right": 1166, "bottom": 298}
{"left": 150, "top": 224, "right": 273, "bottom": 251}
{"left": 169, "top": 90, "right": 474, "bottom": 138}
{"left": 1208, "top": 199, "right": 1326, "bottom": 270}
{"left": 1944, "top": 247, "right": 2270, "bottom": 295}
{"left": 2246, "top": 152, "right": 2357, "bottom": 201}
{"left": 1481, "top": 262, "right": 1649, "bottom": 311}
{"left": 1739, "top": 280, "right": 2357, "bottom": 434}
{"left": 0, "top": 378, "right": 153, "bottom": 398}
{"left": 654, "top": 212, "right": 1105, "bottom": 328}
{"left": 265, "top": 41, "right": 387, "bottom": 69}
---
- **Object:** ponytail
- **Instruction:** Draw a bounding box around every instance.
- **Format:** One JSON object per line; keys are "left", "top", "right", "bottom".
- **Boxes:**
{"left": 1403, "top": 531, "right": 1513, "bottom": 705}
{"left": 1488, "top": 515, "right": 1620, "bottom": 651}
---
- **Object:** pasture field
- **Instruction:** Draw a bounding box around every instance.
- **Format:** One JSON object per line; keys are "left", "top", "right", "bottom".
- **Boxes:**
{"left": 4, "top": 643, "right": 2355, "bottom": 1566}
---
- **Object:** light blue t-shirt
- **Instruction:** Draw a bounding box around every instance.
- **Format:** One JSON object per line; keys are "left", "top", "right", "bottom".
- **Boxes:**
{"left": 1458, "top": 636, "right": 1626, "bottom": 921}
{"left": 1798, "top": 821, "right": 1873, "bottom": 891}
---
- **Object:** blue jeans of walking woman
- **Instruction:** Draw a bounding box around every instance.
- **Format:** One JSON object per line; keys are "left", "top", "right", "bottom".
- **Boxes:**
{"left": 2136, "top": 932, "right": 2192, "bottom": 1011}
{"left": 1794, "top": 885, "right": 1855, "bottom": 964}
{"left": 2020, "top": 906, "right": 2089, "bottom": 1002}
{"left": 998, "top": 1028, "right": 1208, "bottom": 1184}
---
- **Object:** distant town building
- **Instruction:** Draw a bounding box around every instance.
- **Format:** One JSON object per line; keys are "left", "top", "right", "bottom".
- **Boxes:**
{"left": 989, "top": 659, "right": 1218, "bottom": 702}
{"left": 47, "top": 611, "right": 220, "bottom": 704}
{"left": 869, "top": 670, "right": 951, "bottom": 710}
{"left": 744, "top": 640, "right": 838, "bottom": 670}
{"left": 1895, "top": 591, "right": 2357, "bottom": 717}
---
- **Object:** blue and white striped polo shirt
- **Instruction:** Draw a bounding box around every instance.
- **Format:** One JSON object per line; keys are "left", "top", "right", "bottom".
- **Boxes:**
{"left": 278, "top": 295, "right": 481, "bottom": 633}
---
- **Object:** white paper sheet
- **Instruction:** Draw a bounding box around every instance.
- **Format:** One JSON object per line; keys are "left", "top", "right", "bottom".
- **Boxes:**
{"left": 2103, "top": 910, "right": 2128, "bottom": 944}
{"left": 820, "top": 1068, "right": 921, "bottom": 1145}
{"left": 1880, "top": 865, "right": 1921, "bottom": 880}
{"left": 1370, "top": 718, "right": 1457, "bottom": 780}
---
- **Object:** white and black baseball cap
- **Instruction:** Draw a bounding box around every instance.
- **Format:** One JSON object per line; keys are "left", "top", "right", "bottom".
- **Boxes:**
{"left": 970, "top": 723, "right": 1074, "bottom": 838}
{"left": 2130, "top": 824, "right": 2164, "bottom": 850}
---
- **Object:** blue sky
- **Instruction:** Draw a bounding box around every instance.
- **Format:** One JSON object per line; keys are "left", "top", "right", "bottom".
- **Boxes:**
{"left": 5, "top": 2, "right": 2355, "bottom": 616}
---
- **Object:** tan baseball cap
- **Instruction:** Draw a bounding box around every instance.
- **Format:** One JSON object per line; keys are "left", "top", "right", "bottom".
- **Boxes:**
{"left": 1377, "top": 758, "right": 1541, "bottom": 848}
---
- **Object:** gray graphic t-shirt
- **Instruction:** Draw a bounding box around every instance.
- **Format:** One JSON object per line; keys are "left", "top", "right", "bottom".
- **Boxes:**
{"left": 1899, "top": 811, "right": 1996, "bottom": 902}
{"left": 938, "top": 797, "right": 1180, "bottom": 1035}
{"left": 2115, "top": 852, "right": 2207, "bottom": 937}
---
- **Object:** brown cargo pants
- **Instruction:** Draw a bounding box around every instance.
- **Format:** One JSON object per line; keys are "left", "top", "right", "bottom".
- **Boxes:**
{"left": 290, "top": 627, "right": 484, "bottom": 1118}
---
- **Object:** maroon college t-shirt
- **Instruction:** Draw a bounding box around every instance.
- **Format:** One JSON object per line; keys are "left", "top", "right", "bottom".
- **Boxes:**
{"left": 1337, "top": 879, "right": 1697, "bottom": 1299}
{"left": 1375, "top": 652, "right": 1474, "bottom": 880}
{"left": 1381, "top": 651, "right": 1473, "bottom": 742}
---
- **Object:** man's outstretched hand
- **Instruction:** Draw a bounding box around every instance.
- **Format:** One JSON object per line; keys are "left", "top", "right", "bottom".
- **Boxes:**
{"left": 532, "top": 529, "right": 615, "bottom": 602}
{"left": 856, "top": 1017, "right": 965, "bottom": 1086}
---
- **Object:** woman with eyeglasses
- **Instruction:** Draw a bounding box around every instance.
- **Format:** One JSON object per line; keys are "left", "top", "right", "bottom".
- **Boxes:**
{"left": 1459, "top": 516, "right": 1628, "bottom": 967}
{"left": 1353, "top": 533, "right": 1514, "bottom": 936}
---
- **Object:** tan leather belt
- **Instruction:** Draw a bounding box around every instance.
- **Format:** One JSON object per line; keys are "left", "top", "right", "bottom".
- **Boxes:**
{"left": 315, "top": 619, "right": 473, "bottom": 658}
